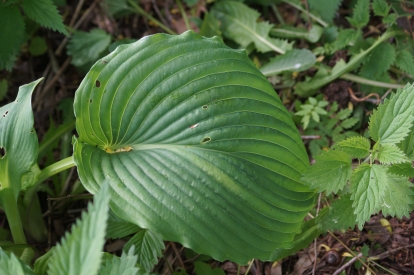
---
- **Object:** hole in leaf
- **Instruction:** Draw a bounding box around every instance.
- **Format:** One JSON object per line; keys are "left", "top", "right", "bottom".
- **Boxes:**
{"left": 30, "top": 129, "right": 34, "bottom": 133}
{"left": 202, "top": 105, "right": 208, "bottom": 109}
{"left": 201, "top": 137, "right": 211, "bottom": 144}
{"left": 95, "top": 80, "right": 101, "bottom": 88}
{"left": 0, "top": 147, "right": 6, "bottom": 158}
{"left": 3, "top": 110, "right": 8, "bottom": 117}
{"left": 89, "top": 99, "right": 92, "bottom": 103}
{"left": 102, "top": 60, "right": 108, "bottom": 64}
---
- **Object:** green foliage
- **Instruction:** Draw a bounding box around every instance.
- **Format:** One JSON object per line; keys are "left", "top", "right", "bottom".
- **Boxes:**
{"left": 372, "top": 0, "right": 391, "bottom": 17}
{"left": 347, "top": 0, "right": 370, "bottom": 28}
{"left": 99, "top": 247, "right": 139, "bottom": 275}
{"left": 199, "top": 12, "right": 221, "bottom": 38}
{"left": 336, "top": 136, "right": 370, "bottom": 159}
{"left": 123, "top": 229, "right": 164, "bottom": 273}
{"left": 106, "top": 210, "right": 140, "bottom": 239}
{"left": 308, "top": 0, "right": 342, "bottom": 23}
{"left": 359, "top": 42, "right": 396, "bottom": 80}
{"left": 0, "top": 248, "right": 34, "bottom": 275}
{"left": 319, "top": 194, "right": 356, "bottom": 231}
{"left": 295, "top": 97, "right": 328, "bottom": 129}
{"left": 395, "top": 50, "right": 414, "bottom": 76}
{"left": 377, "top": 144, "right": 407, "bottom": 164}
{"left": 29, "top": 36, "right": 48, "bottom": 56}
{"left": 194, "top": 261, "right": 225, "bottom": 275}
{"left": 260, "top": 49, "right": 316, "bottom": 77}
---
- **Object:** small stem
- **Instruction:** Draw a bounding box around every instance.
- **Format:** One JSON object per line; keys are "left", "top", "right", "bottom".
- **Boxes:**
{"left": 0, "top": 189, "right": 27, "bottom": 245}
{"left": 271, "top": 4, "right": 285, "bottom": 25}
{"left": 281, "top": 0, "right": 328, "bottom": 27}
{"left": 36, "top": 156, "right": 76, "bottom": 187}
{"left": 38, "top": 120, "right": 75, "bottom": 157}
{"left": 176, "top": 0, "right": 191, "bottom": 31}
{"left": 127, "top": 0, "right": 176, "bottom": 35}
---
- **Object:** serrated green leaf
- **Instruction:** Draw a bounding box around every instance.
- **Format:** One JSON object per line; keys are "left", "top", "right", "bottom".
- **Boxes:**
{"left": 211, "top": 1, "right": 292, "bottom": 54}
{"left": 34, "top": 247, "right": 55, "bottom": 275}
{"left": 336, "top": 108, "right": 352, "bottom": 120}
{"left": 302, "top": 150, "right": 352, "bottom": 194}
{"left": 67, "top": 29, "right": 111, "bottom": 67}
{"left": 99, "top": 247, "right": 139, "bottom": 275}
{"left": 382, "top": 174, "right": 414, "bottom": 218}
{"left": 0, "top": 248, "right": 35, "bottom": 275}
{"left": 336, "top": 136, "right": 371, "bottom": 159}
{"left": 395, "top": 50, "right": 414, "bottom": 76}
{"left": 107, "top": 210, "right": 140, "bottom": 239}
{"left": 48, "top": 182, "right": 110, "bottom": 275}
{"left": 0, "top": 5, "right": 25, "bottom": 71}
{"left": 73, "top": 31, "right": 314, "bottom": 264}
{"left": 398, "top": 124, "right": 414, "bottom": 160}
{"left": 199, "top": 12, "right": 221, "bottom": 38}
{"left": 372, "top": 0, "right": 390, "bottom": 16}
{"left": 340, "top": 117, "right": 359, "bottom": 129}
{"left": 311, "top": 111, "right": 320, "bottom": 123}
{"left": 382, "top": 13, "right": 397, "bottom": 24}
{"left": 347, "top": 0, "right": 370, "bottom": 28}
{"left": 319, "top": 194, "right": 356, "bottom": 231}
{"left": 308, "top": 0, "right": 342, "bottom": 23}
{"left": 123, "top": 229, "right": 164, "bottom": 273}
{"left": 260, "top": 49, "right": 316, "bottom": 77}
{"left": 388, "top": 162, "right": 414, "bottom": 177}
{"left": 359, "top": 43, "right": 396, "bottom": 80}
{"left": 21, "top": 0, "right": 68, "bottom": 35}
{"left": 327, "top": 29, "right": 361, "bottom": 53}
{"left": 369, "top": 83, "right": 414, "bottom": 144}
{"left": 378, "top": 144, "right": 408, "bottom": 164}
{"left": 351, "top": 164, "right": 388, "bottom": 228}
{"left": 194, "top": 261, "right": 225, "bottom": 275}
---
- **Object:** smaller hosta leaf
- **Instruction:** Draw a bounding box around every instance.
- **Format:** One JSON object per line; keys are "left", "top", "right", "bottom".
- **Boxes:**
{"left": 340, "top": 117, "right": 359, "bottom": 129}
{"left": 48, "top": 182, "right": 110, "bottom": 275}
{"left": 388, "top": 162, "right": 414, "bottom": 177}
{"left": 260, "top": 49, "right": 315, "bottom": 77}
{"left": 194, "top": 261, "right": 225, "bottom": 275}
{"left": 67, "top": 29, "right": 111, "bottom": 67}
{"left": 346, "top": 0, "right": 370, "bottom": 28}
{"left": 99, "top": 247, "right": 139, "bottom": 275}
{"left": 395, "top": 50, "right": 414, "bottom": 76}
{"left": 106, "top": 210, "right": 140, "bottom": 239}
{"left": 372, "top": 0, "right": 390, "bottom": 16}
{"left": 302, "top": 150, "right": 352, "bottom": 194}
{"left": 336, "top": 136, "right": 370, "bottom": 159}
{"left": 377, "top": 144, "right": 408, "bottom": 164}
{"left": 0, "top": 248, "right": 35, "bottom": 275}
{"left": 124, "top": 229, "right": 164, "bottom": 273}
{"left": 382, "top": 174, "right": 414, "bottom": 218}
{"left": 369, "top": 83, "right": 414, "bottom": 144}
{"left": 319, "top": 194, "right": 356, "bottom": 231}
{"left": 21, "top": 0, "right": 68, "bottom": 35}
{"left": 351, "top": 164, "right": 388, "bottom": 228}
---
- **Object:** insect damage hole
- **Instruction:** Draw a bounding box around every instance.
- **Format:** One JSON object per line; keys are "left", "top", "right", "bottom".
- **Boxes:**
{"left": 201, "top": 137, "right": 211, "bottom": 144}
{"left": 2, "top": 111, "right": 8, "bottom": 117}
{"left": 202, "top": 105, "right": 208, "bottom": 109}
{"left": 89, "top": 99, "right": 92, "bottom": 103}
{"left": 0, "top": 147, "right": 6, "bottom": 158}
{"left": 95, "top": 80, "right": 101, "bottom": 88}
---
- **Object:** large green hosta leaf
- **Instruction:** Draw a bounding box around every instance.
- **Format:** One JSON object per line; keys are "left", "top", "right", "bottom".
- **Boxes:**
{"left": 73, "top": 30, "right": 314, "bottom": 263}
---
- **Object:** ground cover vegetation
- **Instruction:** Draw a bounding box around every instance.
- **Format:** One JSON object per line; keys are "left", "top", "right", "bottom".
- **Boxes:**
{"left": 0, "top": 0, "right": 414, "bottom": 274}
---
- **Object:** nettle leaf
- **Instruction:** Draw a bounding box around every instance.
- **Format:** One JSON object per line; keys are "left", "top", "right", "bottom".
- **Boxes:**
{"left": 73, "top": 31, "right": 314, "bottom": 263}
{"left": 395, "top": 50, "right": 414, "bottom": 76}
{"left": 388, "top": 162, "right": 414, "bottom": 177}
{"left": 48, "top": 183, "right": 110, "bottom": 275}
{"left": 336, "top": 108, "right": 352, "bottom": 120}
{"left": 369, "top": 83, "right": 414, "bottom": 144}
{"left": 336, "top": 136, "right": 371, "bottom": 159}
{"left": 99, "top": 247, "right": 139, "bottom": 275}
{"left": 359, "top": 43, "right": 396, "bottom": 80}
{"left": 319, "top": 194, "right": 356, "bottom": 231}
{"left": 106, "top": 210, "right": 140, "bottom": 239}
{"left": 34, "top": 247, "right": 55, "bottom": 275}
{"left": 0, "top": 5, "right": 25, "bottom": 71}
{"left": 372, "top": 0, "right": 390, "bottom": 17}
{"left": 260, "top": 49, "right": 316, "bottom": 77}
{"left": 21, "top": 0, "right": 68, "bottom": 36}
{"left": 0, "top": 79, "right": 41, "bottom": 201}
{"left": 382, "top": 174, "right": 414, "bottom": 218}
{"left": 351, "top": 164, "right": 388, "bottom": 228}
{"left": 0, "top": 248, "right": 35, "bottom": 275}
{"left": 67, "top": 29, "right": 112, "bottom": 67}
{"left": 378, "top": 144, "right": 408, "bottom": 164}
{"left": 347, "top": 0, "right": 370, "bottom": 29}
{"left": 398, "top": 124, "right": 414, "bottom": 160}
{"left": 211, "top": 1, "right": 292, "bottom": 54}
{"left": 123, "top": 229, "right": 164, "bottom": 273}
{"left": 308, "top": 0, "right": 342, "bottom": 23}
{"left": 327, "top": 29, "right": 361, "bottom": 53}
{"left": 340, "top": 117, "right": 359, "bottom": 129}
{"left": 302, "top": 150, "right": 352, "bottom": 194}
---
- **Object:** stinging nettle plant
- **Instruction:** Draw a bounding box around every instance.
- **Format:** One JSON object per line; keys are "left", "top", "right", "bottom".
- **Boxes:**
{"left": 0, "top": 30, "right": 413, "bottom": 273}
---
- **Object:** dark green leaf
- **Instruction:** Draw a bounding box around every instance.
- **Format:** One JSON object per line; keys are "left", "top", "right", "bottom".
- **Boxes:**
{"left": 199, "top": 12, "right": 221, "bottom": 38}
{"left": 359, "top": 43, "right": 395, "bottom": 80}
{"left": 388, "top": 162, "right": 414, "bottom": 177}
{"left": 99, "top": 247, "right": 139, "bottom": 275}
{"left": 0, "top": 79, "right": 8, "bottom": 101}
{"left": 336, "top": 136, "right": 370, "bottom": 159}
{"left": 308, "top": 0, "right": 342, "bottom": 23}
{"left": 194, "top": 262, "right": 225, "bottom": 275}
{"left": 107, "top": 210, "right": 140, "bottom": 239}
{"left": 378, "top": 144, "right": 408, "bottom": 164}
{"left": 319, "top": 194, "right": 356, "bottom": 231}
{"left": 372, "top": 0, "right": 390, "bottom": 16}
{"left": 346, "top": 0, "right": 370, "bottom": 28}
{"left": 0, "top": 248, "right": 35, "bottom": 275}
{"left": 382, "top": 174, "right": 414, "bottom": 218}
{"left": 395, "top": 50, "right": 414, "bottom": 76}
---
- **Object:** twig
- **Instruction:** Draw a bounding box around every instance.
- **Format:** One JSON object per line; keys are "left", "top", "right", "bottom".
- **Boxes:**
{"left": 301, "top": 135, "right": 321, "bottom": 140}
{"left": 369, "top": 243, "right": 414, "bottom": 261}
{"left": 244, "top": 259, "right": 255, "bottom": 275}
{"left": 348, "top": 87, "right": 381, "bottom": 104}
{"left": 176, "top": 0, "right": 192, "bottom": 31}
{"left": 47, "top": 193, "right": 93, "bottom": 202}
{"left": 170, "top": 242, "right": 186, "bottom": 270}
{"left": 312, "top": 193, "right": 323, "bottom": 275}
{"left": 151, "top": 0, "right": 170, "bottom": 28}
{"left": 332, "top": 252, "right": 363, "bottom": 275}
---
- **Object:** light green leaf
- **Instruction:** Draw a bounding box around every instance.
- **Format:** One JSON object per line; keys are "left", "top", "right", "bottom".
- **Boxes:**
{"left": 347, "top": 0, "right": 370, "bottom": 28}
{"left": 359, "top": 42, "right": 396, "bottom": 80}
{"left": 319, "top": 194, "right": 356, "bottom": 231}
{"left": 0, "top": 79, "right": 41, "bottom": 201}
{"left": 387, "top": 162, "right": 414, "bottom": 177}
{"left": 67, "top": 29, "right": 112, "bottom": 67}
{"left": 0, "top": 248, "right": 35, "bottom": 275}
{"left": 372, "top": 0, "right": 390, "bottom": 17}
{"left": 34, "top": 247, "right": 55, "bottom": 275}
{"left": 336, "top": 108, "right": 352, "bottom": 120}
{"left": 194, "top": 261, "right": 225, "bottom": 275}
{"left": 199, "top": 12, "right": 221, "bottom": 38}
{"left": 382, "top": 174, "right": 414, "bottom": 218}
{"left": 48, "top": 182, "right": 110, "bottom": 275}
{"left": 302, "top": 150, "right": 352, "bottom": 194}
{"left": 378, "top": 144, "right": 408, "bottom": 164}
{"left": 73, "top": 30, "right": 314, "bottom": 264}
{"left": 106, "top": 210, "right": 140, "bottom": 239}
{"left": 270, "top": 25, "right": 323, "bottom": 43}
{"left": 351, "top": 164, "right": 388, "bottom": 228}
{"left": 123, "top": 229, "right": 164, "bottom": 273}
{"left": 308, "top": 97, "right": 317, "bottom": 106}
{"left": 308, "top": 0, "right": 342, "bottom": 23}
{"left": 395, "top": 50, "right": 414, "bottom": 76}
{"left": 99, "top": 247, "right": 139, "bottom": 275}
{"left": 211, "top": 1, "right": 292, "bottom": 54}
{"left": 336, "top": 136, "right": 370, "bottom": 159}
{"left": 0, "top": 5, "right": 25, "bottom": 71}
{"left": 21, "top": 0, "right": 68, "bottom": 35}
{"left": 260, "top": 49, "right": 315, "bottom": 77}
{"left": 326, "top": 29, "right": 361, "bottom": 54}
{"left": 369, "top": 83, "right": 414, "bottom": 144}
{"left": 340, "top": 117, "right": 359, "bottom": 129}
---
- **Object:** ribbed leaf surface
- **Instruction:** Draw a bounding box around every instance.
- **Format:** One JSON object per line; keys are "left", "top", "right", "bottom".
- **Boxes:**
{"left": 73, "top": 31, "right": 314, "bottom": 263}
